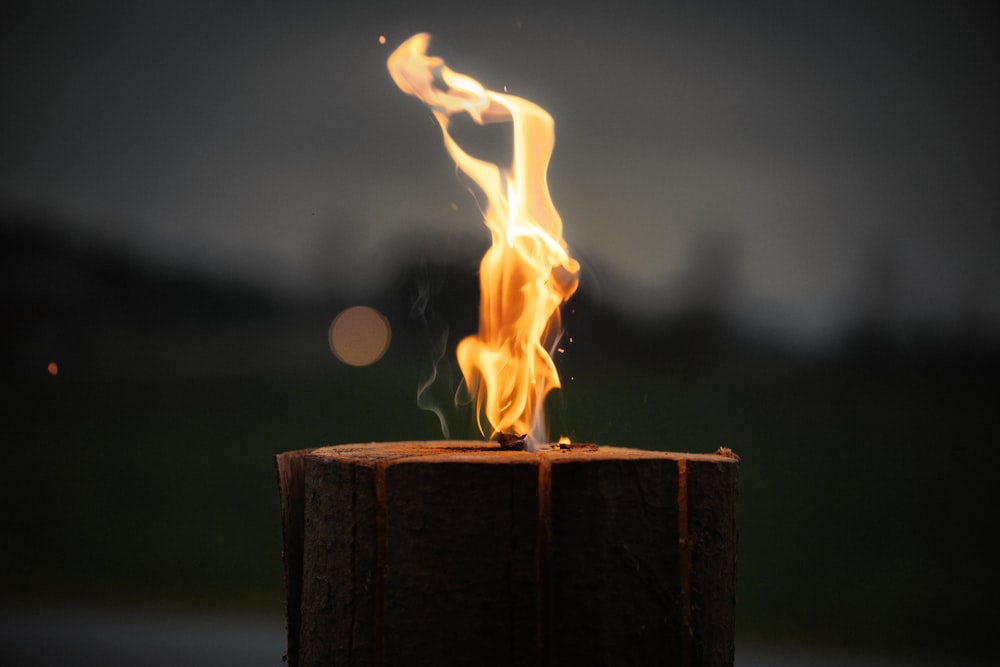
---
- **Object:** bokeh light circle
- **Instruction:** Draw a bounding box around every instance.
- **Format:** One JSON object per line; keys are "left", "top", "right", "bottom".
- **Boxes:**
{"left": 329, "top": 306, "right": 391, "bottom": 367}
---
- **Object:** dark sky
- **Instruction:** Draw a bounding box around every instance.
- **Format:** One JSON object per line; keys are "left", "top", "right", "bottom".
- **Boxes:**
{"left": 3, "top": 1, "right": 998, "bottom": 341}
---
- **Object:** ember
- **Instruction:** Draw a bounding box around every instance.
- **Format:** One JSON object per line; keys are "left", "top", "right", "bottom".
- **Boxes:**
{"left": 496, "top": 432, "right": 528, "bottom": 450}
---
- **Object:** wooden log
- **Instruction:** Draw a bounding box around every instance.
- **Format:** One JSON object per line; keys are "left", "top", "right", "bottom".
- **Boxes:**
{"left": 276, "top": 441, "right": 738, "bottom": 666}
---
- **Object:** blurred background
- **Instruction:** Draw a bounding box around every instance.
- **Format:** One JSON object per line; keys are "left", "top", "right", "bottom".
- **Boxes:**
{"left": 2, "top": 1, "right": 997, "bottom": 664}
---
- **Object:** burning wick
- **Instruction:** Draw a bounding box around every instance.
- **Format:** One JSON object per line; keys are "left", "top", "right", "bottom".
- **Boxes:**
{"left": 496, "top": 433, "right": 527, "bottom": 451}
{"left": 388, "top": 33, "right": 580, "bottom": 452}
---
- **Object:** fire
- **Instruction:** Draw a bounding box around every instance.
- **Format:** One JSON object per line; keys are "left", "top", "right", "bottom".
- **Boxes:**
{"left": 388, "top": 33, "right": 579, "bottom": 451}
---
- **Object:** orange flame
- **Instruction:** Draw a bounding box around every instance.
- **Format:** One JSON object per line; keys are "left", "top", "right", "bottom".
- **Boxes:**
{"left": 388, "top": 33, "right": 579, "bottom": 451}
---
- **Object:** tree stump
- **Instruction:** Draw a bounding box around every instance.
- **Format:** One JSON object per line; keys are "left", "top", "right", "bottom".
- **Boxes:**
{"left": 276, "top": 441, "right": 738, "bottom": 666}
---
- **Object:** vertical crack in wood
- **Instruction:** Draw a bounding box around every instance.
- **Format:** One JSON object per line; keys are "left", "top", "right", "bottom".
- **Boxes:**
{"left": 678, "top": 458, "right": 693, "bottom": 667}
{"left": 536, "top": 455, "right": 552, "bottom": 667}
{"left": 374, "top": 461, "right": 388, "bottom": 666}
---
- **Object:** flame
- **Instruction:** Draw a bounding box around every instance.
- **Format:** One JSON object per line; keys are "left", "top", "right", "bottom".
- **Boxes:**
{"left": 388, "top": 33, "right": 579, "bottom": 451}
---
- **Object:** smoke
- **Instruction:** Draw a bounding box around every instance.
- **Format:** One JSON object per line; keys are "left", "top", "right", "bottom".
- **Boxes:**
{"left": 410, "top": 262, "right": 457, "bottom": 439}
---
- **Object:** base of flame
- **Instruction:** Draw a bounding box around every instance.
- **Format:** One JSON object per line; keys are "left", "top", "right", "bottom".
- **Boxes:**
{"left": 276, "top": 441, "right": 738, "bottom": 666}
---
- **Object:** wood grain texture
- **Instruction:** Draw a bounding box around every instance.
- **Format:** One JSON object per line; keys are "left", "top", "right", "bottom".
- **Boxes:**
{"left": 686, "top": 456, "right": 739, "bottom": 667}
{"left": 543, "top": 451, "right": 681, "bottom": 665}
{"left": 275, "top": 448, "right": 311, "bottom": 667}
{"left": 383, "top": 453, "right": 539, "bottom": 665}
